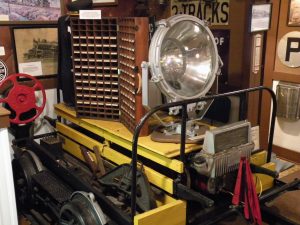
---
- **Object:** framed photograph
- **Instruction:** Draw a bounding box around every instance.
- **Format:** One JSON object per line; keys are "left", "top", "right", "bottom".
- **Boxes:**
{"left": 0, "top": 0, "right": 62, "bottom": 23}
{"left": 250, "top": 3, "right": 272, "bottom": 33}
{"left": 288, "top": 0, "right": 300, "bottom": 26}
{"left": 12, "top": 25, "right": 58, "bottom": 77}
{"left": 93, "top": 0, "right": 118, "bottom": 6}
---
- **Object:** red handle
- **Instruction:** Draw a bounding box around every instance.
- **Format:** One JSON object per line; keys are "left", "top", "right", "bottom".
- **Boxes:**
{"left": 0, "top": 73, "right": 46, "bottom": 124}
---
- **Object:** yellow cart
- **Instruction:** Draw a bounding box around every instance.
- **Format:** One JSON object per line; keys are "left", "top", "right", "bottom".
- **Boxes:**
{"left": 54, "top": 87, "right": 280, "bottom": 225}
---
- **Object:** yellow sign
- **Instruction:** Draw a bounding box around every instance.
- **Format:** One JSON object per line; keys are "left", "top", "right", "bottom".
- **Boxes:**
{"left": 171, "top": 0, "right": 230, "bottom": 25}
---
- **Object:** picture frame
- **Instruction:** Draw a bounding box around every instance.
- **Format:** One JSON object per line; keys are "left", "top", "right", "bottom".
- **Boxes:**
{"left": 250, "top": 3, "right": 272, "bottom": 33}
{"left": 11, "top": 25, "right": 58, "bottom": 78}
{"left": 92, "top": 0, "right": 118, "bottom": 6}
{"left": 0, "top": 0, "right": 62, "bottom": 24}
{"left": 288, "top": 0, "right": 300, "bottom": 26}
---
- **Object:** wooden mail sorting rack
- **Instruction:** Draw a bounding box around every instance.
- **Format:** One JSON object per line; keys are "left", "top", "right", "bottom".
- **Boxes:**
{"left": 70, "top": 16, "right": 120, "bottom": 120}
{"left": 70, "top": 16, "right": 149, "bottom": 136}
{"left": 118, "top": 17, "right": 149, "bottom": 135}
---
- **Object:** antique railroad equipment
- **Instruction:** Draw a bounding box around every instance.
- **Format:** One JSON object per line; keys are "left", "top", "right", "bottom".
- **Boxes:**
{"left": 11, "top": 86, "right": 300, "bottom": 225}
{"left": 10, "top": 13, "right": 300, "bottom": 225}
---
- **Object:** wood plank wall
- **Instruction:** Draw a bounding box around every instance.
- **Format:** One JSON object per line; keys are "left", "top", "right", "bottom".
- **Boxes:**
{"left": 261, "top": 0, "right": 300, "bottom": 163}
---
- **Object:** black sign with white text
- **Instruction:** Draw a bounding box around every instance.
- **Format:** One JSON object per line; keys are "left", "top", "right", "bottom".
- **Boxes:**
{"left": 212, "top": 29, "right": 230, "bottom": 84}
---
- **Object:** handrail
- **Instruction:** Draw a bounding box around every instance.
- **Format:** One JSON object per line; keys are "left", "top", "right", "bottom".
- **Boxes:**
{"left": 130, "top": 86, "right": 277, "bottom": 223}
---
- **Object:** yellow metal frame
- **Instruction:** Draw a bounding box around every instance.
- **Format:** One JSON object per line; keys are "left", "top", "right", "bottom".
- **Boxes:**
{"left": 55, "top": 103, "right": 201, "bottom": 174}
{"left": 134, "top": 199, "right": 186, "bottom": 225}
{"left": 251, "top": 151, "right": 276, "bottom": 192}
{"left": 58, "top": 123, "right": 175, "bottom": 194}
{"left": 253, "top": 162, "right": 276, "bottom": 193}
{"left": 251, "top": 151, "right": 268, "bottom": 166}
{"left": 57, "top": 124, "right": 186, "bottom": 225}
{"left": 55, "top": 103, "right": 276, "bottom": 225}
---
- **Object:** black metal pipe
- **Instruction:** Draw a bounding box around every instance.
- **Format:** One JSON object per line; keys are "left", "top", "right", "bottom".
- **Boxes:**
{"left": 261, "top": 205, "right": 298, "bottom": 225}
{"left": 130, "top": 86, "right": 277, "bottom": 222}
{"left": 259, "top": 178, "right": 300, "bottom": 202}
{"left": 180, "top": 104, "right": 188, "bottom": 164}
{"left": 12, "top": 132, "right": 57, "bottom": 145}
{"left": 267, "top": 88, "right": 277, "bottom": 162}
{"left": 197, "top": 208, "right": 239, "bottom": 225}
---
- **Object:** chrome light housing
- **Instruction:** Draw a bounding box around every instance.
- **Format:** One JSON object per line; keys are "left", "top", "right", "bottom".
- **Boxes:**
{"left": 149, "top": 14, "right": 219, "bottom": 101}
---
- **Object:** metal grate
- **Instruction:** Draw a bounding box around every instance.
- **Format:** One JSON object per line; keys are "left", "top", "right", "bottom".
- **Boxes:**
{"left": 70, "top": 16, "right": 120, "bottom": 120}
{"left": 33, "top": 170, "right": 73, "bottom": 204}
{"left": 118, "top": 17, "right": 149, "bottom": 135}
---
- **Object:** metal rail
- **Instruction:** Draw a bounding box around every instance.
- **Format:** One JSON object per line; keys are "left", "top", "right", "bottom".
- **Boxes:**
{"left": 130, "top": 86, "right": 277, "bottom": 222}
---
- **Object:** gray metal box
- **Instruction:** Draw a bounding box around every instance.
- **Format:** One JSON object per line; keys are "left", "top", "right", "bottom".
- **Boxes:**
{"left": 276, "top": 82, "right": 300, "bottom": 120}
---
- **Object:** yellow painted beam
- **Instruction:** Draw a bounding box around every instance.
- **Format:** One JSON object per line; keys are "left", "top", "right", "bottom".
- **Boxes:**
{"left": 55, "top": 103, "right": 201, "bottom": 159}
{"left": 251, "top": 151, "right": 267, "bottom": 166}
{"left": 56, "top": 121, "right": 183, "bottom": 173}
{"left": 134, "top": 200, "right": 186, "bottom": 225}
{"left": 59, "top": 133, "right": 174, "bottom": 194}
{"left": 253, "top": 162, "right": 276, "bottom": 193}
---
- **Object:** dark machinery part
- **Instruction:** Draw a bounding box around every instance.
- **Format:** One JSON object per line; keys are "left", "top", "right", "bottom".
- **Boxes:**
{"left": 99, "top": 163, "right": 157, "bottom": 212}
{"left": 43, "top": 115, "right": 57, "bottom": 128}
{"left": 250, "top": 164, "right": 279, "bottom": 178}
{"left": 33, "top": 170, "right": 73, "bottom": 205}
{"left": 28, "top": 135, "right": 131, "bottom": 225}
{"left": 12, "top": 150, "right": 40, "bottom": 208}
{"left": 12, "top": 141, "right": 110, "bottom": 225}
{"left": 59, "top": 192, "right": 107, "bottom": 225}
{"left": 40, "top": 135, "right": 65, "bottom": 159}
{"left": 94, "top": 146, "right": 106, "bottom": 176}
{"left": 174, "top": 182, "right": 214, "bottom": 208}
{"left": 81, "top": 145, "right": 98, "bottom": 175}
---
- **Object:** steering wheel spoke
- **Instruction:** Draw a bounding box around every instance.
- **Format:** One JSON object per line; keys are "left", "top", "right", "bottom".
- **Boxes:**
{"left": 0, "top": 97, "right": 7, "bottom": 104}
{"left": 33, "top": 82, "right": 43, "bottom": 91}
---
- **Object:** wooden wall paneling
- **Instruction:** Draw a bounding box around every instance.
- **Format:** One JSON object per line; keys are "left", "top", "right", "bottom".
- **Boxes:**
{"left": 0, "top": 26, "right": 16, "bottom": 75}
{"left": 148, "top": 0, "right": 170, "bottom": 19}
{"left": 260, "top": 0, "right": 282, "bottom": 150}
{"left": 273, "top": 145, "right": 300, "bottom": 164}
{"left": 93, "top": 0, "right": 135, "bottom": 17}
{"left": 261, "top": 0, "right": 300, "bottom": 156}
{"left": 217, "top": 0, "right": 250, "bottom": 91}
{"left": 243, "top": 2, "right": 262, "bottom": 126}
{"left": 274, "top": 1, "right": 300, "bottom": 79}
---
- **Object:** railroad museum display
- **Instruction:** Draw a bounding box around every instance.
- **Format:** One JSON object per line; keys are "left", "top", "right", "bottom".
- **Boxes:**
{"left": 0, "top": 1, "right": 300, "bottom": 225}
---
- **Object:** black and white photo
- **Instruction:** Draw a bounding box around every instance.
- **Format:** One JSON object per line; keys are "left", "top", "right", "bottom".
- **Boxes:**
{"left": 250, "top": 3, "right": 272, "bottom": 32}
{"left": 0, "top": 0, "right": 61, "bottom": 21}
{"left": 12, "top": 26, "right": 58, "bottom": 77}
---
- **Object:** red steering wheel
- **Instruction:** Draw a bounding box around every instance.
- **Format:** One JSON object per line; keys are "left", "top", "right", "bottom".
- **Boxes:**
{"left": 0, "top": 73, "right": 46, "bottom": 124}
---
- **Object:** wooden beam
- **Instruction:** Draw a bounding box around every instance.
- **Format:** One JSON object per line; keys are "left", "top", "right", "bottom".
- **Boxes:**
{"left": 0, "top": 107, "right": 10, "bottom": 128}
{"left": 273, "top": 145, "right": 300, "bottom": 164}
